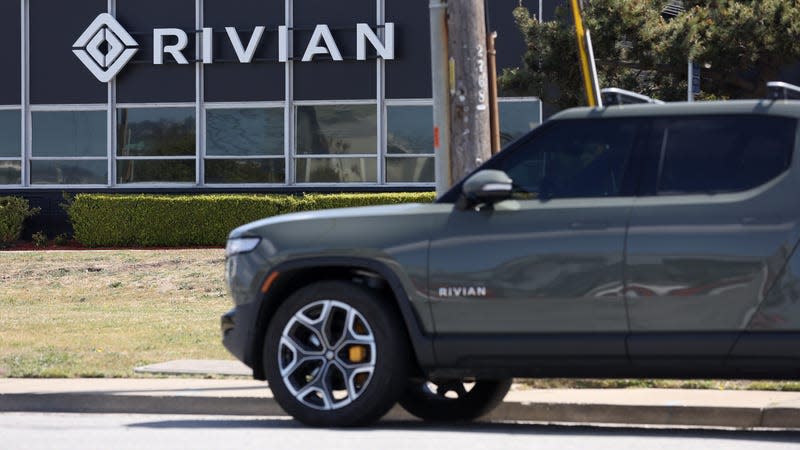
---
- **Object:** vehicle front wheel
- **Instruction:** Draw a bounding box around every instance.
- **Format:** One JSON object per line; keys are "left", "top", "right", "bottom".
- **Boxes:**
{"left": 399, "top": 378, "right": 512, "bottom": 422}
{"left": 263, "top": 281, "right": 409, "bottom": 427}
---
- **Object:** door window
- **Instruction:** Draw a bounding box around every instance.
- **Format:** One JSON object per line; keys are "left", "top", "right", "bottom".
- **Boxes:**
{"left": 493, "top": 119, "right": 639, "bottom": 199}
{"left": 654, "top": 115, "right": 795, "bottom": 195}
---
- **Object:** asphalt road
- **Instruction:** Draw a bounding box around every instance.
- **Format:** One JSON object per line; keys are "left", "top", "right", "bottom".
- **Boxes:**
{"left": 2, "top": 413, "right": 800, "bottom": 450}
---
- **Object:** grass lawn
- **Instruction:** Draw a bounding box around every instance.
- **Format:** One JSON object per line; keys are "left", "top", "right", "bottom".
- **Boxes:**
{"left": 1, "top": 248, "right": 799, "bottom": 391}
{"left": 0, "top": 249, "right": 232, "bottom": 377}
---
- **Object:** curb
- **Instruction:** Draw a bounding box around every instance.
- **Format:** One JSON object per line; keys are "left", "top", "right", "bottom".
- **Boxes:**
{"left": 0, "top": 394, "right": 284, "bottom": 417}
{"left": 485, "top": 402, "right": 763, "bottom": 429}
{"left": 2, "top": 392, "right": 798, "bottom": 429}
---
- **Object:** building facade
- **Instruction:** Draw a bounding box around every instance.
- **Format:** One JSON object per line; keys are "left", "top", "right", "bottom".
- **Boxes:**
{"left": 0, "top": 0, "right": 555, "bottom": 198}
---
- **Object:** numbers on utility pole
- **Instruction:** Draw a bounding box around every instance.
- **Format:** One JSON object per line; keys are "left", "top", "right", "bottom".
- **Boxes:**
{"left": 430, "top": 0, "right": 493, "bottom": 193}
{"left": 447, "top": 0, "right": 492, "bottom": 184}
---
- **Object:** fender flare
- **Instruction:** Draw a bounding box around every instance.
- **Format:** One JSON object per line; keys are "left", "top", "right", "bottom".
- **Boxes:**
{"left": 250, "top": 256, "right": 436, "bottom": 377}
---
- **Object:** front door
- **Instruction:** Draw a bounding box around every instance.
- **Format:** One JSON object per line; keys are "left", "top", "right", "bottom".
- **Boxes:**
{"left": 428, "top": 118, "right": 645, "bottom": 369}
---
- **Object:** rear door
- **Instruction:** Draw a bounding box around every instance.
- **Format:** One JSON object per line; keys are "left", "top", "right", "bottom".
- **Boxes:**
{"left": 428, "top": 118, "right": 644, "bottom": 370}
{"left": 625, "top": 114, "right": 798, "bottom": 373}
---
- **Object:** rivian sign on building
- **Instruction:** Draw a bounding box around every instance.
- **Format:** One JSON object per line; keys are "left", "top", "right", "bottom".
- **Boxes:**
{"left": 74, "top": 13, "right": 396, "bottom": 82}
{"left": 0, "top": 0, "right": 543, "bottom": 197}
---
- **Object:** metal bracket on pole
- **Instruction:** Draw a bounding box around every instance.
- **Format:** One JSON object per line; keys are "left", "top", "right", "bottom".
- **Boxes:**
{"left": 430, "top": 0, "right": 452, "bottom": 195}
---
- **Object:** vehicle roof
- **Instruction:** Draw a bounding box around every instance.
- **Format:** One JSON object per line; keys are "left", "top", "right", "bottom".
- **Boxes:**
{"left": 549, "top": 99, "right": 800, "bottom": 121}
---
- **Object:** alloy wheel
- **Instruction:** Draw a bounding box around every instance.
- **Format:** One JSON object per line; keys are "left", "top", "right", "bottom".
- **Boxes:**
{"left": 278, "top": 300, "right": 376, "bottom": 410}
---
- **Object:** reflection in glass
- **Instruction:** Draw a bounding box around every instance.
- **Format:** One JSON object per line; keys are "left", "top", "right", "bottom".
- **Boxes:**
{"left": 296, "top": 158, "right": 376, "bottom": 183}
{"left": 658, "top": 116, "right": 793, "bottom": 194}
{"left": 0, "top": 161, "right": 21, "bottom": 184}
{"left": 117, "top": 160, "right": 195, "bottom": 184}
{"left": 32, "top": 111, "right": 106, "bottom": 157}
{"left": 205, "top": 159, "right": 285, "bottom": 184}
{"left": 117, "top": 108, "right": 196, "bottom": 157}
{"left": 386, "top": 157, "right": 434, "bottom": 183}
{"left": 296, "top": 105, "right": 376, "bottom": 155}
{"left": 387, "top": 105, "right": 433, "bottom": 154}
{"left": 499, "top": 101, "right": 541, "bottom": 146}
{"left": 207, "top": 108, "right": 284, "bottom": 157}
{"left": 31, "top": 160, "right": 107, "bottom": 184}
{"left": 0, "top": 110, "right": 21, "bottom": 158}
{"left": 499, "top": 119, "right": 637, "bottom": 198}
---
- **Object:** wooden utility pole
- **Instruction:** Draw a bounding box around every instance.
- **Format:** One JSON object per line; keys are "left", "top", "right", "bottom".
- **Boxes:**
{"left": 430, "top": 0, "right": 492, "bottom": 194}
{"left": 447, "top": 0, "right": 492, "bottom": 182}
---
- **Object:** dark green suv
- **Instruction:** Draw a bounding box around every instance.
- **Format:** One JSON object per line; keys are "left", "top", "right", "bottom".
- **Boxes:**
{"left": 223, "top": 99, "right": 800, "bottom": 426}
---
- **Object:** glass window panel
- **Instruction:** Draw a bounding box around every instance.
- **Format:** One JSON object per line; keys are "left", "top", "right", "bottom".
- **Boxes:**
{"left": 296, "top": 158, "right": 376, "bottom": 183}
{"left": 205, "top": 159, "right": 285, "bottom": 184}
{"left": 117, "top": 108, "right": 196, "bottom": 157}
{"left": 0, "top": 110, "right": 21, "bottom": 158}
{"left": 296, "top": 105, "right": 377, "bottom": 155}
{"left": 657, "top": 116, "right": 795, "bottom": 195}
{"left": 387, "top": 105, "right": 433, "bottom": 155}
{"left": 116, "top": 160, "right": 195, "bottom": 184}
{"left": 0, "top": 161, "right": 21, "bottom": 184}
{"left": 386, "top": 157, "right": 434, "bottom": 183}
{"left": 30, "top": 160, "right": 107, "bottom": 185}
{"left": 499, "top": 101, "right": 542, "bottom": 146}
{"left": 207, "top": 109, "right": 284, "bottom": 157}
{"left": 32, "top": 111, "right": 106, "bottom": 157}
{"left": 495, "top": 119, "right": 638, "bottom": 199}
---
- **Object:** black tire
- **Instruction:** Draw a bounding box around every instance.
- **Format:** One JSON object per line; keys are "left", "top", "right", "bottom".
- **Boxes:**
{"left": 399, "top": 378, "right": 512, "bottom": 422}
{"left": 263, "top": 280, "right": 409, "bottom": 427}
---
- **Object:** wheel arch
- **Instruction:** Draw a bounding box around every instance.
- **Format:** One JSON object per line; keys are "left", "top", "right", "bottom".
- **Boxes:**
{"left": 248, "top": 257, "right": 435, "bottom": 380}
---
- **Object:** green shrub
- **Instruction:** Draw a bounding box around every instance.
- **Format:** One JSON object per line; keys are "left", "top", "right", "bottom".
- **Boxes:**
{"left": 54, "top": 233, "right": 70, "bottom": 246}
{"left": 67, "top": 192, "right": 435, "bottom": 248}
{"left": 0, "top": 197, "right": 40, "bottom": 247}
{"left": 31, "top": 231, "right": 48, "bottom": 248}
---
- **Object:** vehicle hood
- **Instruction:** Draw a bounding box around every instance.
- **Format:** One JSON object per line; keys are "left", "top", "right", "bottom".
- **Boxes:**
{"left": 230, "top": 203, "right": 445, "bottom": 238}
{"left": 228, "top": 202, "right": 453, "bottom": 257}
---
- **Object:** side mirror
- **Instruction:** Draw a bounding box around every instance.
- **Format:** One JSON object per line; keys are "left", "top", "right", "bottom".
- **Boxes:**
{"left": 457, "top": 170, "right": 514, "bottom": 210}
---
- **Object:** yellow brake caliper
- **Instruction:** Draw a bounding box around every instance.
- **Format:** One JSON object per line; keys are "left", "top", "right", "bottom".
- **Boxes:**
{"left": 348, "top": 345, "right": 367, "bottom": 363}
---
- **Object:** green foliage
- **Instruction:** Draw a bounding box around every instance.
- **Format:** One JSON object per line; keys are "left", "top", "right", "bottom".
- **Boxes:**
{"left": 66, "top": 192, "right": 436, "bottom": 247}
{"left": 500, "top": 0, "right": 800, "bottom": 109}
{"left": 0, "top": 196, "right": 40, "bottom": 247}
{"left": 54, "top": 233, "right": 70, "bottom": 246}
{"left": 31, "top": 231, "right": 48, "bottom": 248}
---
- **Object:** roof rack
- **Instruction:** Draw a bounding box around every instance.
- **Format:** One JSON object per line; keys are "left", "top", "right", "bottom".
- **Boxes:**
{"left": 767, "top": 81, "right": 800, "bottom": 100}
{"left": 600, "top": 88, "right": 665, "bottom": 106}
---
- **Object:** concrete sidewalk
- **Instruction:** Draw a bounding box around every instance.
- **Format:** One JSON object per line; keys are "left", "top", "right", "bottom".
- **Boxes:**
{"left": 2, "top": 359, "right": 800, "bottom": 429}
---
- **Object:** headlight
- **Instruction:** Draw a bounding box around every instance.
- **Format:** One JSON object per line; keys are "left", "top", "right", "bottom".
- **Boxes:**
{"left": 225, "top": 237, "right": 261, "bottom": 257}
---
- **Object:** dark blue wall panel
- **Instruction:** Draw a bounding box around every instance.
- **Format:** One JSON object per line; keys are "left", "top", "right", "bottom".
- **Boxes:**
{"left": 0, "top": 2, "right": 20, "bottom": 105}
{"left": 293, "top": 0, "right": 376, "bottom": 101}
{"left": 116, "top": 0, "right": 195, "bottom": 103}
{"left": 204, "top": 0, "right": 285, "bottom": 102}
{"left": 30, "top": 0, "right": 106, "bottom": 104}
{"left": 385, "top": 0, "right": 430, "bottom": 99}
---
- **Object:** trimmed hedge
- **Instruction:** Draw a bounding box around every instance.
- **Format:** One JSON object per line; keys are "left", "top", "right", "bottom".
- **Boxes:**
{"left": 67, "top": 192, "right": 436, "bottom": 247}
{"left": 0, "top": 196, "right": 40, "bottom": 247}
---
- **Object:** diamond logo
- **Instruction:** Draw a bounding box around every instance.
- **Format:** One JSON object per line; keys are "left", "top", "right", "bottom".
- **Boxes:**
{"left": 73, "top": 13, "right": 138, "bottom": 83}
